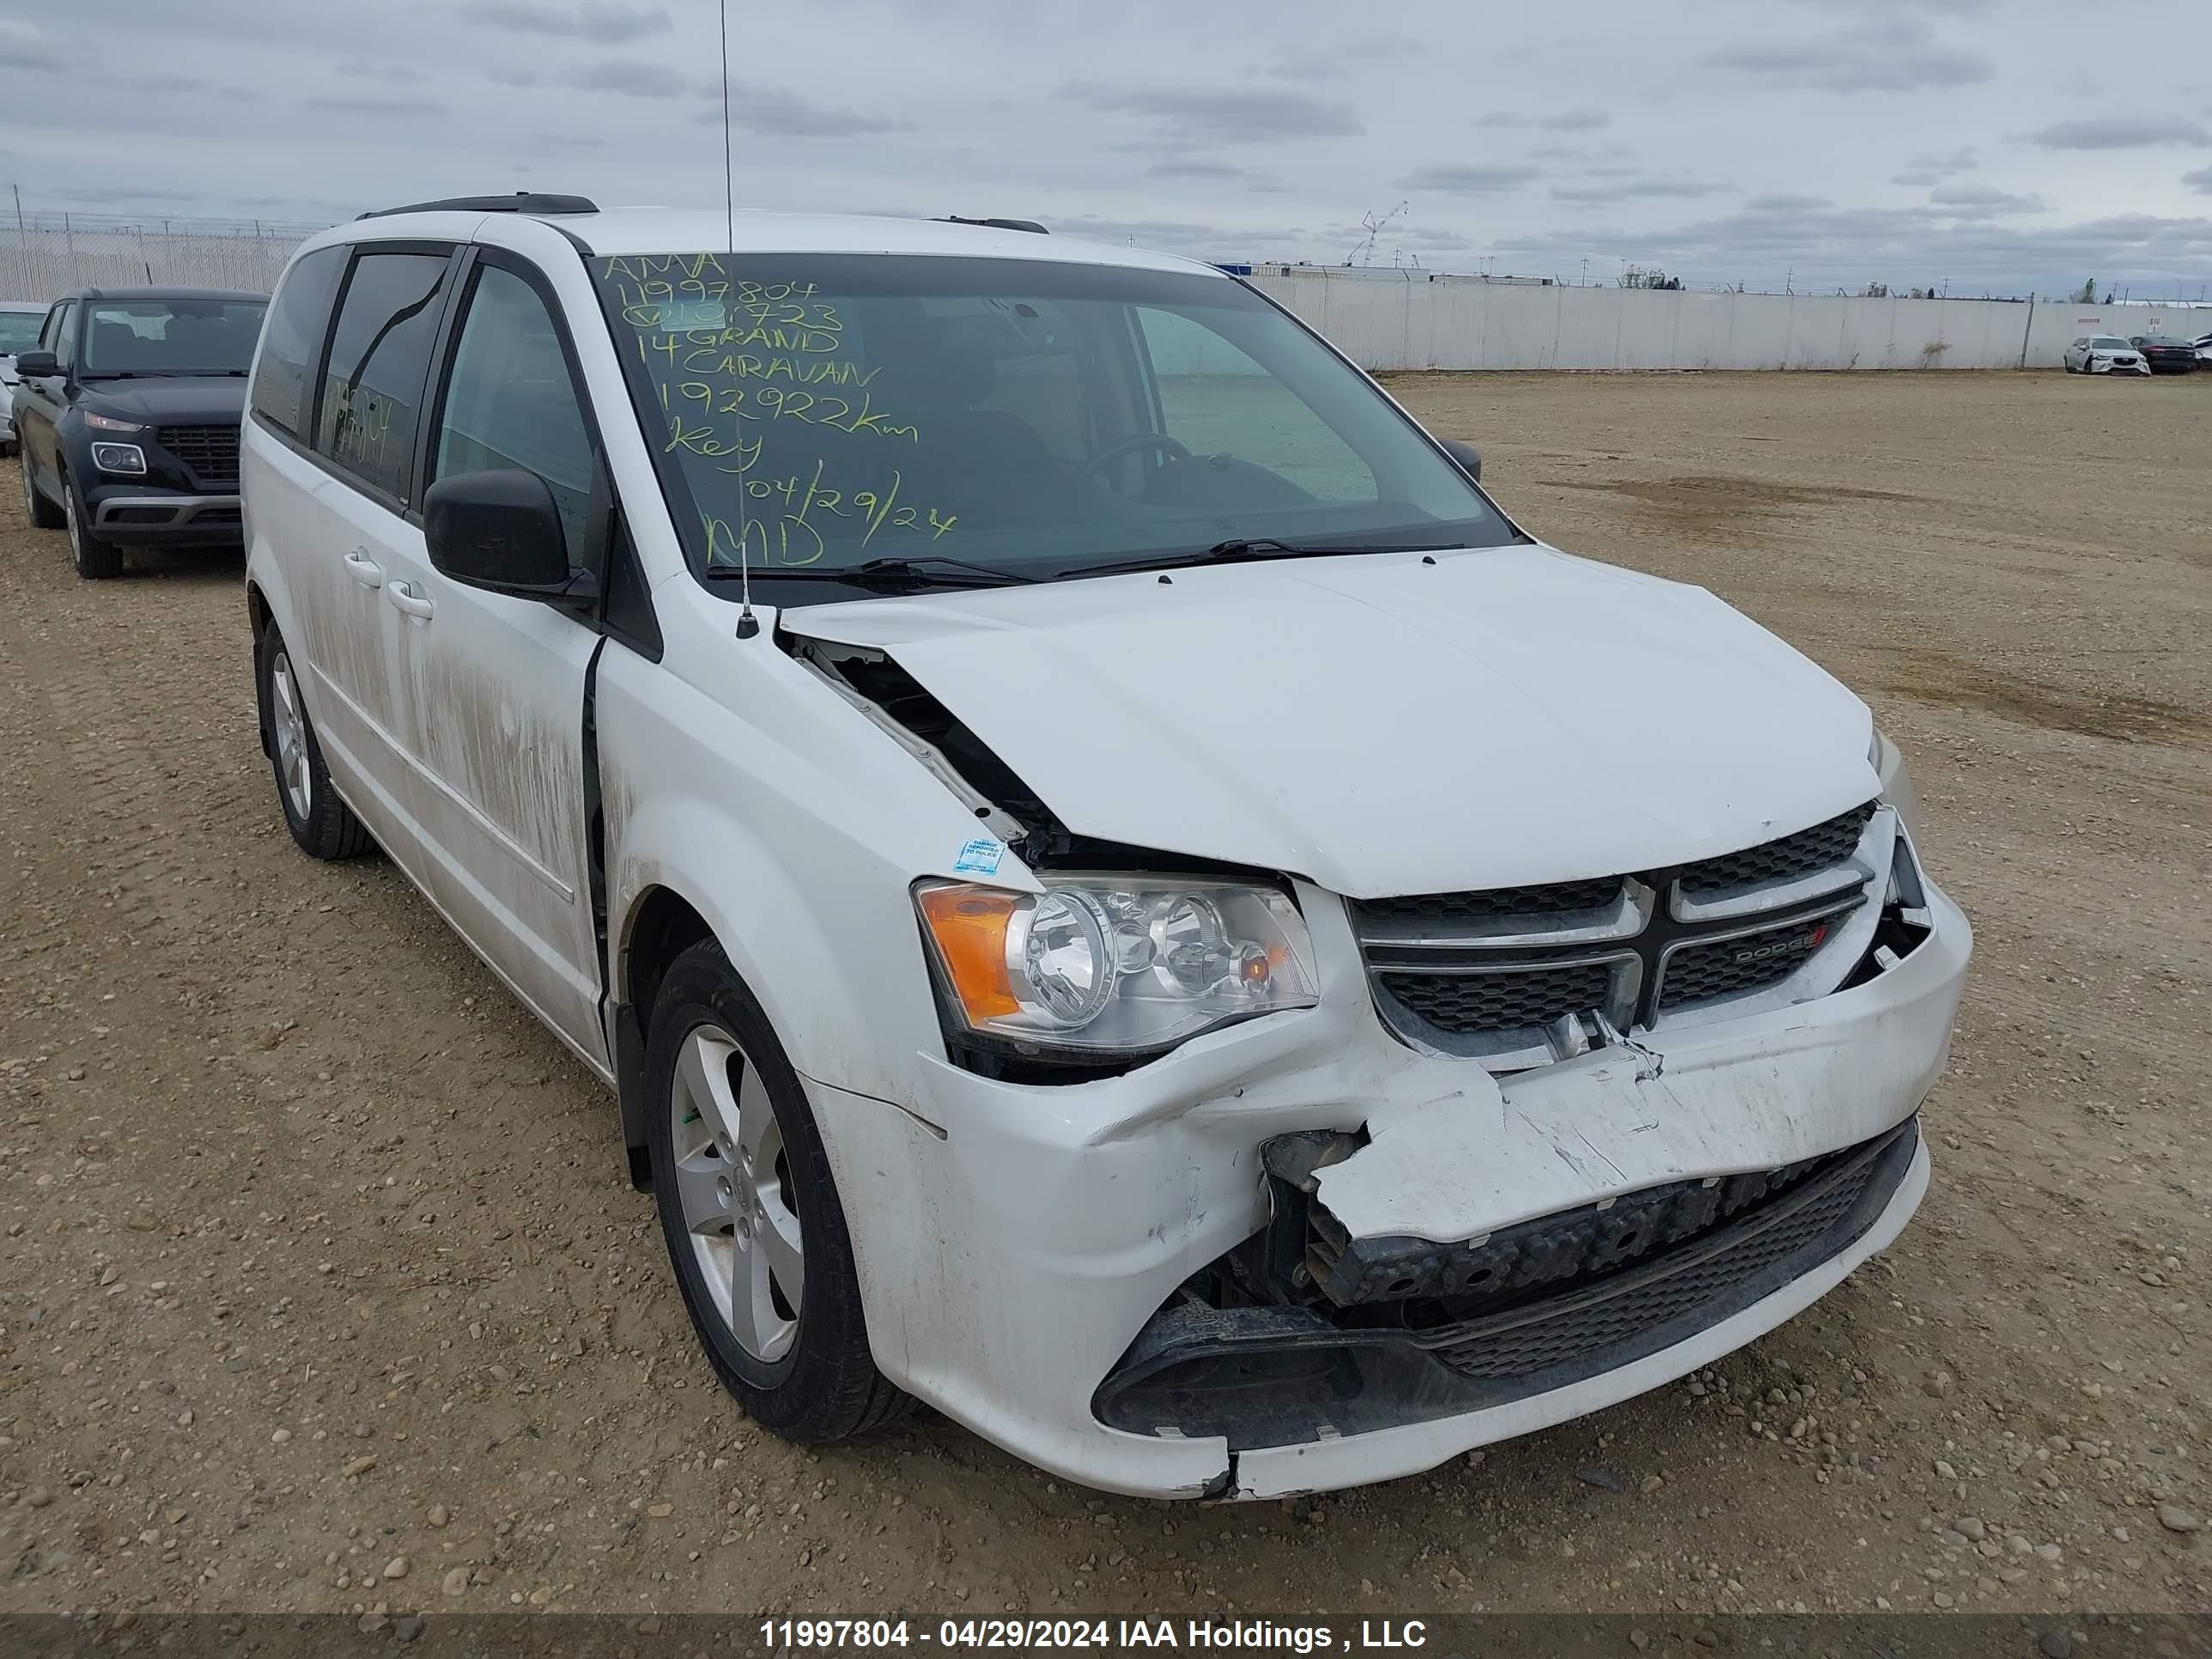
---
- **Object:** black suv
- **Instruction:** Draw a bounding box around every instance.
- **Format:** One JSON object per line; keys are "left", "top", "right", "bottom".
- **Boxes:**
{"left": 14, "top": 285, "right": 268, "bottom": 578}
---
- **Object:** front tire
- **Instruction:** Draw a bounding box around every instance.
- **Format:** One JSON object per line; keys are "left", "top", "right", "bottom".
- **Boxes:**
{"left": 22, "top": 447, "right": 64, "bottom": 528}
{"left": 645, "top": 939, "right": 912, "bottom": 1443}
{"left": 257, "top": 623, "right": 374, "bottom": 860}
{"left": 64, "top": 472, "right": 123, "bottom": 580}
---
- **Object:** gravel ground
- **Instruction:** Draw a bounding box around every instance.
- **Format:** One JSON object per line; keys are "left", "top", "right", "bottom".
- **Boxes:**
{"left": 1, "top": 369, "right": 2206, "bottom": 1622}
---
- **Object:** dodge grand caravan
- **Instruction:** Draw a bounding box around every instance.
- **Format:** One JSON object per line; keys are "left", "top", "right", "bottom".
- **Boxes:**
{"left": 240, "top": 193, "right": 1971, "bottom": 1500}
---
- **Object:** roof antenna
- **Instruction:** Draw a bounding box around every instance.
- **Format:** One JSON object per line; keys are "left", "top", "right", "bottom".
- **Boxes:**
{"left": 718, "top": 0, "right": 759, "bottom": 639}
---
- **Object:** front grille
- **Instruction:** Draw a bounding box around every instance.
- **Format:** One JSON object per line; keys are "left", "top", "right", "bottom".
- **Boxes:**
{"left": 1657, "top": 907, "right": 1854, "bottom": 1008}
{"left": 1677, "top": 802, "right": 1875, "bottom": 897}
{"left": 1429, "top": 1126, "right": 1890, "bottom": 1381}
{"left": 1357, "top": 800, "right": 1881, "bottom": 1059}
{"left": 157, "top": 424, "right": 240, "bottom": 485}
{"left": 1358, "top": 877, "right": 1622, "bottom": 927}
{"left": 1380, "top": 961, "right": 1613, "bottom": 1036}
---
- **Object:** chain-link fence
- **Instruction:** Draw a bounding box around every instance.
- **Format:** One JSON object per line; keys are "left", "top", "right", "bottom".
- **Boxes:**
{"left": 0, "top": 212, "right": 330, "bottom": 303}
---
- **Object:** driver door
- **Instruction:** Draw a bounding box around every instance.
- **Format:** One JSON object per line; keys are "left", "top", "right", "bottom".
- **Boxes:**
{"left": 383, "top": 249, "right": 610, "bottom": 1070}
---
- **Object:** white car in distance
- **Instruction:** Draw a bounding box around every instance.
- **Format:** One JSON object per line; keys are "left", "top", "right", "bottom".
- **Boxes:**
{"left": 2063, "top": 335, "right": 2148, "bottom": 375}
{"left": 239, "top": 195, "right": 1972, "bottom": 1501}
{"left": 0, "top": 299, "right": 49, "bottom": 453}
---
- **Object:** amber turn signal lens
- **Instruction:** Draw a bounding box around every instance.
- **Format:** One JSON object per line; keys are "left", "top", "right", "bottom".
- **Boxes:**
{"left": 916, "top": 884, "right": 1022, "bottom": 1021}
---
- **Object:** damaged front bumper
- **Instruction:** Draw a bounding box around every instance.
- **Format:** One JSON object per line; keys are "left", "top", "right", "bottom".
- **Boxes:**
{"left": 810, "top": 857, "right": 1969, "bottom": 1502}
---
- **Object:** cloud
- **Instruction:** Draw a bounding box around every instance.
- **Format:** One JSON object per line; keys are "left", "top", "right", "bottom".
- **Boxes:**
{"left": 1262, "top": 35, "right": 1416, "bottom": 83}
{"left": 337, "top": 62, "right": 423, "bottom": 84}
{"left": 303, "top": 95, "right": 449, "bottom": 117}
{"left": 454, "top": 1, "right": 672, "bottom": 42}
{"left": 1745, "top": 192, "right": 1832, "bottom": 211}
{"left": 561, "top": 58, "right": 693, "bottom": 98}
{"left": 1146, "top": 157, "right": 1288, "bottom": 192}
{"left": 1891, "top": 145, "right": 1978, "bottom": 185}
{"left": 1551, "top": 178, "right": 1733, "bottom": 204}
{"left": 2185, "top": 167, "right": 2212, "bottom": 194}
{"left": 486, "top": 66, "right": 541, "bottom": 87}
{"left": 2021, "top": 117, "right": 2212, "bottom": 149}
{"left": 0, "top": 41, "right": 61, "bottom": 69}
{"left": 1064, "top": 82, "right": 1362, "bottom": 142}
{"left": 689, "top": 83, "right": 911, "bottom": 138}
{"left": 1705, "top": 16, "right": 1990, "bottom": 92}
{"left": 1929, "top": 182, "right": 2046, "bottom": 214}
{"left": 1042, "top": 215, "right": 1306, "bottom": 254}
{"left": 1398, "top": 163, "right": 1540, "bottom": 194}
{"left": 1478, "top": 108, "right": 1611, "bottom": 131}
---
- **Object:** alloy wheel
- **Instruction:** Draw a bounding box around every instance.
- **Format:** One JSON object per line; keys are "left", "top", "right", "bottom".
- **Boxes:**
{"left": 269, "top": 649, "right": 313, "bottom": 822}
{"left": 668, "top": 1024, "right": 803, "bottom": 1363}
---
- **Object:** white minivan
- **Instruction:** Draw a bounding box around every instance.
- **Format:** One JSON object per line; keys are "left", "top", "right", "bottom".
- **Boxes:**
{"left": 241, "top": 194, "right": 1971, "bottom": 1500}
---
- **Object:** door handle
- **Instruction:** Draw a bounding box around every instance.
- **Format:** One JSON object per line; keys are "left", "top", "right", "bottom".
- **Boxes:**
{"left": 343, "top": 548, "right": 384, "bottom": 588}
{"left": 386, "top": 580, "right": 434, "bottom": 620}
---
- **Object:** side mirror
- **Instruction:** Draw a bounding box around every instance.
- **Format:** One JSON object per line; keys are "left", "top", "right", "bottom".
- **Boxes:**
{"left": 14, "top": 350, "right": 58, "bottom": 379}
{"left": 423, "top": 469, "right": 588, "bottom": 605}
{"left": 1438, "top": 437, "right": 1483, "bottom": 483}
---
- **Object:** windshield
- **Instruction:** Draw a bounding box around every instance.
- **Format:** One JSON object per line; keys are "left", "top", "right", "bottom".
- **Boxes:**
{"left": 2090, "top": 337, "right": 2131, "bottom": 349}
{"left": 590, "top": 252, "right": 1510, "bottom": 587}
{"left": 80, "top": 298, "right": 266, "bottom": 376}
{"left": 2137, "top": 336, "right": 2184, "bottom": 348}
{"left": 0, "top": 312, "right": 42, "bottom": 355}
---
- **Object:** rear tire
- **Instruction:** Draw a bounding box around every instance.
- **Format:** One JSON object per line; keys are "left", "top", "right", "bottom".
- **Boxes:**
{"left": 257, "top": 623, "right": 374, "bottom": 860}
{"left": 64, "top": 472, "right": 123, "bottom": 580}
{"left": 22, "top": 447, "right": 64, "bottom": 528}
{"left": 645, "top": 939, "right": 914, "bottom": 1443}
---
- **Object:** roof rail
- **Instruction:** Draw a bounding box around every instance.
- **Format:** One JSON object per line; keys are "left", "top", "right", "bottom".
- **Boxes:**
{"left": 357, "top": 191, "right": 599, "bottom": 221}
{"left": 936, "top": 215, "right": 1048, "bottom": 235}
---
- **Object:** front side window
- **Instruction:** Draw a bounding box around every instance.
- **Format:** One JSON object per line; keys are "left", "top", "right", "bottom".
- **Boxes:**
{"left": 79, "top": 298, "right": 266, "bottom": 377}
{"left": 589, "top": 252, "right": 1507, "bottom": 592}
{"left": 47, "top": 303, "right": 75, "bottom": 368}
{"left": 317, "top": 251, "right": 452, "bottom": 500}
{"left": 252, "top": 246, "right": 348, "bottom": 436}
{"left": 431, "top": 263, "right": 596, "bottom": 571}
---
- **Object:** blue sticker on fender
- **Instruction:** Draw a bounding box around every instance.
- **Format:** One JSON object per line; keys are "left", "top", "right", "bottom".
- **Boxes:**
{"left": 953, "top": 837, "right": 1005, "bottom": 875}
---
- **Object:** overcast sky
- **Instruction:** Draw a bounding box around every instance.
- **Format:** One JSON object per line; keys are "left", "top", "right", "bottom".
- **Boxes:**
{"left": 3, "top": 0, "right": 2209, "bottom": 298}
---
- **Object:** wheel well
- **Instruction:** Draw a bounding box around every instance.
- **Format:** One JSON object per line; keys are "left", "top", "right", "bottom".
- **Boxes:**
{"left": 245, "top": 584, "right": 275, "bottom": 757}
{"left": 624, "top": 886, "right": 714, "bottom": 1036}
{"left": 614, "top": 887, "right": 716, "bottom": 1188}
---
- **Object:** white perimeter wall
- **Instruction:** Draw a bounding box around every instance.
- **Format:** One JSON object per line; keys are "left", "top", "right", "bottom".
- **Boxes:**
{"left": 1245, "top": 266, "right": 2212, "bottom": 373}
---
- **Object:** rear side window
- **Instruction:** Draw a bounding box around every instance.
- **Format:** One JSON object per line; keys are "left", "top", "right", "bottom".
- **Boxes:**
{"left": 430, "top": 264, "right": 596, "bottom": 570}
{"left": 252, "top": 246, "right": 348, "bottom": 435}
{"left": 316, "top": 250, "right": 452, "bottom": 501}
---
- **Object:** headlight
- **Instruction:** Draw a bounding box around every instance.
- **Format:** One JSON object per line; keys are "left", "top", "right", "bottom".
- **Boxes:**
{"left": 83, "top": 412, "right": 144, "bottom": 433}
{"left": 915, "top": 875, "right": 1320, "bottom": 1054}
{"left": 1869, "top": 726, "right": 1921, "bottom": 842}
{"left": 90, "top": 441, "right": 146, "bottom": 475}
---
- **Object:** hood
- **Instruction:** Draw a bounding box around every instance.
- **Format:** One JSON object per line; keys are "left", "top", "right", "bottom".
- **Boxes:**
{"left": 75, "top": 376, "right": 247, "bottom": 425}
{"left": 789, "top": 544, "right": 1878, "bottom": 898}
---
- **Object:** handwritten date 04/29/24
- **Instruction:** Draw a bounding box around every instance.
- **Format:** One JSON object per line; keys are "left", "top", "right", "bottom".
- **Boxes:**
{"left": 703, "top": 459, "right": 957, "bottom": 568}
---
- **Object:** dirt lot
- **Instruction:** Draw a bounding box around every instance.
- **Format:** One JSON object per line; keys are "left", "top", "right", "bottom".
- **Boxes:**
{"left": 2, "top": 369, "right": 2208, "bottom": 1622}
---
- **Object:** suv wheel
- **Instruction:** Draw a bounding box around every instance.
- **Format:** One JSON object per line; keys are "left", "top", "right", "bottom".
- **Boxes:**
{"left": 645, "top": 939, "right": 913, "bottom": 1443}
{"left": 63, "top": 473, "right": 124, "bottom": 580}
{"left": 258, "top": 624, "right": 374, "bottom": 860}
{"left": 21, "top": 447, "right": 64, "bottom": 529}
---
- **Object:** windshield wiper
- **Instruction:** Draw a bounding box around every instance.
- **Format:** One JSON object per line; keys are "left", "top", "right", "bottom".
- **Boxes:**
{"left": 1053, "top": 538, "right": 1456, "bottom": 582}
{"left": 704, "top": 555, "right": 1042, "bottom": 592}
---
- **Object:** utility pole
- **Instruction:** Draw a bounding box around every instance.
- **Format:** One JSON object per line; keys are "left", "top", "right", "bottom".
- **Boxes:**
{"left": 10, "top": 184, "right": 21, "bottom": 234}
